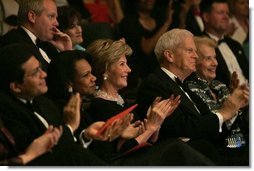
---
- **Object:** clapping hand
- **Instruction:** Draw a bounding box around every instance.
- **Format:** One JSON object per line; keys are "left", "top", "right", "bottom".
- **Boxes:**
{"left": 63, "top": 93, "right": 81, "bottom": 132}
{"left": 85, "top": 113, "right": 133, "bottom": 142}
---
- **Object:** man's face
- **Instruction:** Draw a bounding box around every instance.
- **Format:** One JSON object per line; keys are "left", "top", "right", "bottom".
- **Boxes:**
{"left": 18, "top": 56, "right": 48, "bottom": 99}
{"left": 172, "top": 36, "right": 198, "bottom": 79}
{"left": 33, "top": 0, "right": 58, "bottom": 41}
{"left": 205, "top": 2, "right": 230, "bottom": 34}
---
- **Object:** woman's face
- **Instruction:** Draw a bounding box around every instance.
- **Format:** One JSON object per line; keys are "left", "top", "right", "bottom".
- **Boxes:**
{"left": 64, "top": 18, "right": 83, "bottom": 46}
{"left": 105, "top": 55, "right": 131, "bottom": 91}
{"left": 196, "top": 44, "right": 218, "bottom": 82}
{"left": 72, "top": 59, "right": 97, "bottom": 95}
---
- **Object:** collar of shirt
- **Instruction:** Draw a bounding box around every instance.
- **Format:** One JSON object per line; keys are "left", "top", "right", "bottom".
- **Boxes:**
{"left": 17, "top": 96, "right": 33, "bottom": 105}
{"left": 205, "top": 32, "right": 225, "bottom": 42}
{"left": 21, "top": 26, "right": 37, "bottom": 45}
{"left": 161, "top": 67, "right": 179, "bottom": 83}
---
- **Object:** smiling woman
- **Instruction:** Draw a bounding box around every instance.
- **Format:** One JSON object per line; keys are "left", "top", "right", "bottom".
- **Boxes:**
{"left": 57, "top": 5, "right": 85, "bottom": 51}
{"left": 83, "top": 38, "right": 216, "bottom": 166}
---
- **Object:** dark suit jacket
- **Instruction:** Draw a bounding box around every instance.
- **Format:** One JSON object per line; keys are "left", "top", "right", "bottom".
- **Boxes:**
{"left": 203, "top": 33, "right": 249, "bottom": 87}
{"left": 0, "top": 90, "right": 106, "bottom": 166}
{"left": 185, "top": 11, "right": 203, "bottom": 36}
{"left": 0, "top": 27, "right": 59, "bottom": 71}
{"left": 136, "top": 68, "right": 220, "bottom": 142}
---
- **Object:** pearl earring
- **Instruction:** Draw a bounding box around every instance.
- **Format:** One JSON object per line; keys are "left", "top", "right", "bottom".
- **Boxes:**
{"left": 103, "top": 73, "right": 108, "bottom": 80}
{"left": 68, "top": 86, "right": 73, "bottom": 93}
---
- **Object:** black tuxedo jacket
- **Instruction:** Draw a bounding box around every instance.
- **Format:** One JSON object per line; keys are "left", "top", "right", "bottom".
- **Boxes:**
{"left": 0, "top": 90, "right": 106, "bottom": 165}
{"left": 203, "top": 33, "right": 249, "bottom": 87}
{"left": 0, "top": 27, "right": 59, "bottom": 71}
{"left": 185, "top": 11, "right": 203, "bottom": 36}
{"left": 136, "top": 68, "right": 220, "bottom": 142}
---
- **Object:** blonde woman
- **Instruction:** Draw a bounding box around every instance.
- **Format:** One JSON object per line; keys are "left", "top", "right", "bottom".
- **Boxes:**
{"left": 86, "top": 38, "right": 214, "bottom": 166}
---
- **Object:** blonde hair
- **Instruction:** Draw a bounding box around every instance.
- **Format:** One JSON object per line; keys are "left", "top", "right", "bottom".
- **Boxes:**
{"left": 87, "top": 39, "right": 132, "bottom": 86}
{"left": 194, "top": 36, "right": 217, "bottom": 60}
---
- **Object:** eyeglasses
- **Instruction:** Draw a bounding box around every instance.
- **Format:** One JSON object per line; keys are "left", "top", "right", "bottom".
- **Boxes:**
{"left": 25, "top": 63, "right": 44, "bottom": 78}
{"left": 179, "top": 46, "right": 197, "bottom": 55}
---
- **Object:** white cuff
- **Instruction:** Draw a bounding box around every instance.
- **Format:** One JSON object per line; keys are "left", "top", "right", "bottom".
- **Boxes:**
{"left": 79, "top": 129, "right": 93, "bottom": 149}
{"left": 212, "top": 111, "right": 224, "bottom": 132}
{"left": 66, "top": 124, "right": 77, "bottom": 142}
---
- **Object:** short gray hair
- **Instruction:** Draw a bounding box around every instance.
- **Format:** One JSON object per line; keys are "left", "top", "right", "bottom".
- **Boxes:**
{"left": 154, "top": 29, "right": 193, "bottom": 64}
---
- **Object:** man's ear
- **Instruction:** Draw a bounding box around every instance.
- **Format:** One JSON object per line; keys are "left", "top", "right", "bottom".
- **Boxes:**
{"left": 10, "top": 82, "right": 22, "bottom": 93}
{"left": 164, "top": 50, "right": 174, "bottom": 62}
{"left": 27, "top": 10, "right": 37, "bottom": 24}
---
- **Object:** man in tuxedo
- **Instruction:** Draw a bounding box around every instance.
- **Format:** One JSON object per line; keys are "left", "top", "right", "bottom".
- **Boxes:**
{"left": 136, "top": 28, "right": 249, "bottom": 165}
{"left": 0, "top": 0, "right": 73, "bottom": 71}
{"left": 200, "top": 0, "right": 249, "bottom": 87}
{"left": 0, "top": 43, "right": 218, "bottom": 166}
{"left": 0, "top": 43, "right": 107, "bottom": 166}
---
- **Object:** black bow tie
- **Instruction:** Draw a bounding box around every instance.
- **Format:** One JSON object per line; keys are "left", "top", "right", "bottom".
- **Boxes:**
{"left": 218, "top": 38, "right": 226, "bottom": 45}
{"left": 26, "top": 100, "right": 35, "bottom": 111}
{"left": 36, "top": 38, "right": 42, "bottom": 48}
{"left": 175, "top": 77, "right": 183, "bottom": 86}
{"left": 26, "top": 100, "right": 40, "bottom": 114}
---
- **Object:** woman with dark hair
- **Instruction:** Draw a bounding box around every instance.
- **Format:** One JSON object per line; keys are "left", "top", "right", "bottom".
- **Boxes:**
{"left": 46, "top": 48, "right": 214, "bottom": 166}
{"left": 46, "top": 50, "right": 131, "bottom": 148}
{"left": 57, "top": 6, "right": 86, "bottom": 51}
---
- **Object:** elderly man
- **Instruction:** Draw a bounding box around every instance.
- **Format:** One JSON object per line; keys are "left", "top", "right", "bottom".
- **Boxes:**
{"left": 136, "top": 28, "right": 249, "bottom": 165}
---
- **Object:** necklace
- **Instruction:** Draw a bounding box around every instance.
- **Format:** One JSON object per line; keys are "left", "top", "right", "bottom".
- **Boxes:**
{"left": 95, "top": 89, "right": 125, "bottom": 106}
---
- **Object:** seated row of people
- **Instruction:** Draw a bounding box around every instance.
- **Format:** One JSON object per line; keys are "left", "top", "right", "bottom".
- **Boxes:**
{"left": 0, "top": 42, "right": 214, "bottom": 166}
{"left": 0, "top": 0, "right": 249, "bottom": 166}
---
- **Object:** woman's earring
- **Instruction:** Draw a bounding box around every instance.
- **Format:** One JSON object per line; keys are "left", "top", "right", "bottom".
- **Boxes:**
{"left": 68, "top": 86, "right": 73, "bottom": 93}
{"left": 103, "top": 73, "right": 108, "bottom": 80}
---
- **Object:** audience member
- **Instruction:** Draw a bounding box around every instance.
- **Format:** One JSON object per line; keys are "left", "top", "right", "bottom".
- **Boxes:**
{"left": 200, "top": 0, "right": 249, "bottom": 87}
{"left": 85, "top": 38, "right": 215, "bottom": 166}
{"left": 0, "top": 0, "right": 73, "bottom": 71}
{"left": 228, "top": 0, "right": 249, "bottom": 45}
{"left": 182, "top": 0, "right": 204, "bottom": 35}
{"left": 66, "top": 0, "right": 91, "bottom": 21}
{"left": 46, "top": 50, "right": 131, "bottom": 145}
{"left": 136, "top": 28, "right": 249, "bottom": 165}
{"left": 57, "top": 6, "right": 86, "bottom": 51}
{"left": 82, "top": 0, "right": 124, "bottom": 27}
{"left": 0, "top": 43, "right": 108, "bottom": 166}
{"left": 0, "top": 118, "right": 62, "bottom": 165}
{"left": 184, "top": 36, "right": 249, "bottom": 165}
{"left": 228, "top": 0, "right": 249, "bottom": 60}
{"left": 3, "top": 15, "right": 18, "bottom": 33}
{"left": 118, "top": 0, "right": 174, "bottom": 97}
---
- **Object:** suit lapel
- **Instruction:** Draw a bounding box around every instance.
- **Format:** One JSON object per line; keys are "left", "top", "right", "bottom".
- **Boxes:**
{"left": 7, "top": 94, "right": 47, "bottom": 134}
{"left": 16, "top": 28, "right": 50, "bottom": 71}
{"left": 156, "top": 69, "right": 200, "bottom": 115}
